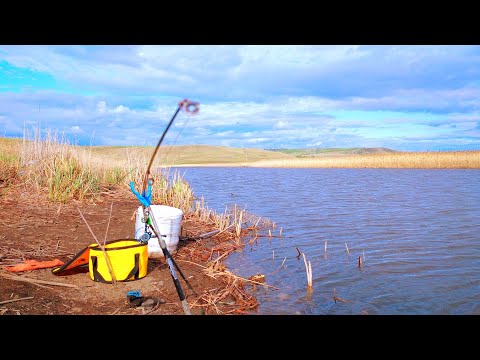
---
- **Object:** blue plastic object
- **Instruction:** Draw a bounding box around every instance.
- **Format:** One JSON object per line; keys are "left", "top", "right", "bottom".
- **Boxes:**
{"left": 130, "top": 181, "right": 152, "bottom": 207}
{"left": 127, "top": 290, "right": 141, "bottom": 298}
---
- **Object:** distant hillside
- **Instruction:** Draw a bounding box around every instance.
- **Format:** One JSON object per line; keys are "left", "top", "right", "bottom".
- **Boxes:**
{"left": 268, "top": 147, "right": 398, "bottom": 157}
{"left": 89, "top": 144, "right": 296, "bottom": 165}
{"left": 0, "top": 137, "right": 398, "bottom": 165}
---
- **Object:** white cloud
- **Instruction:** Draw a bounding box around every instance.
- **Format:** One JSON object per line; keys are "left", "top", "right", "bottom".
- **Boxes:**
{"left": 96, "top": 101, "right": 107, "bottom": 114}
{"left": 246, "top": 138, "right": 269, "bottom": 143}
{"left": 1, "top": 45, "right": 480, "bottom": 150}
{"left": 273, "top": 120, "right": 290, "bottom": 129}
{"left": 112, "top": 105, "right": 129, "bottom": 113}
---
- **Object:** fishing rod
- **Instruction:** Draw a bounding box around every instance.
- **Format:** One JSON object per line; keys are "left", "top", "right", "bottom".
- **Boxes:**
{"left": 130, "top": 98, "right": 199, "bottom": 315}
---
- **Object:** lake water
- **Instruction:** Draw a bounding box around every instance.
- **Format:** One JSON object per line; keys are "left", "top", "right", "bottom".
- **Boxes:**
{"left": 174, "top": 167, "right": 480, "bottom": 315}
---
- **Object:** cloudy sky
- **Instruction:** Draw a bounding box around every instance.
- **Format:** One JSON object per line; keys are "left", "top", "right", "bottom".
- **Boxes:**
{"left": 1, "top": 45, "right": 480, "bottom": 151}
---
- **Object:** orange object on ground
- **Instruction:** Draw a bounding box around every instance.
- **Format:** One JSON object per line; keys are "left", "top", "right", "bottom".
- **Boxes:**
{"left": 5, "top": 259, "right": 65, "bottom": 272}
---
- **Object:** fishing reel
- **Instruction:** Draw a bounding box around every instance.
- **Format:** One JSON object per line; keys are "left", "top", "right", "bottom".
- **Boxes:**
{"left": 138, "top": 231, "right": 151, "bottom": 244}
{"left": 136, "top": 215, "right": 153, "bottom": 244}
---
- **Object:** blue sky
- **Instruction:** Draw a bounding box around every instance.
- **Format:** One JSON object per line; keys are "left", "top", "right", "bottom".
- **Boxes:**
{"left": 1, "top": 45, "right": 480, "bottom": 151}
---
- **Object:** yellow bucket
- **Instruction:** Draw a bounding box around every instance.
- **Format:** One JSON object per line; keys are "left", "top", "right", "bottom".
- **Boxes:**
{"left": 89, "top": 239, "right": 148, "bottom": 283}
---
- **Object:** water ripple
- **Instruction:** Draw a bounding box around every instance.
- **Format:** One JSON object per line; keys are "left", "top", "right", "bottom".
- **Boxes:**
{"left": 176, "top": 167, "right": 480, "bottom": 315}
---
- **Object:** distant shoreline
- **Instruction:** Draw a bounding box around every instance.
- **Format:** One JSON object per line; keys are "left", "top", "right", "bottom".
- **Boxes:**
{"left": 169, "top": 151, "right": 480, "bottom": 169}
{"left": 2, "top": 137, "right": 479, "bottom": 169}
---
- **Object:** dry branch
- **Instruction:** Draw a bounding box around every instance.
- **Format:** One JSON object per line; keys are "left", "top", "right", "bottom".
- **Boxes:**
{"left": 0, "top": 296, "right": 34, "bottom": 305}
{"left": 0, "top": 272, "right": 79, "bottom": 288}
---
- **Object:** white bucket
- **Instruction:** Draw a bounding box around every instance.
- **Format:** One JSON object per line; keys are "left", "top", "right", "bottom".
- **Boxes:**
{"left": 135, "top": 205, "right": 183, "bottom": 258}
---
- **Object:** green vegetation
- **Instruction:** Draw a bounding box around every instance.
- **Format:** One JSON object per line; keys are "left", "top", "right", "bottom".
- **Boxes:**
{"left": 0, "top": 134, "right": 197, "bottom": 206}
{"left": 0, "top": 134, "right": 262, "bottom": 244}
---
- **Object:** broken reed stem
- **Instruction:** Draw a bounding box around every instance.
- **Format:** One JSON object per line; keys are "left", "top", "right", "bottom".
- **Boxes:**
{"left": 302, "top": 253, "right": 313, "bottom": 290}
{"left": 176, "top": 259, "right": 279, "bottom": 289}
{"left": 235, "top": 210, "right": 243, "bottom": 238}
{"left": 281, "top": 257, "right": 286, "bottom": 267}
{"left": 358, "top": 255, "right": 362, "bottom": 268}
{"left": 103, "top": 202, "right": 114, "bottom": 247}
{"left": 272, "top": 250, "right": 275, "bottom": 260}
{"left": 0, "top": 296, "right": 34, "bottom": 305}
{"left": 324, "top": 240, "right": 327, "bottom": 254}
{"left": 0, "top": 272, "right": 78, "bottom": 288}
{"left": 295, "top": 246, "right": 302, "bottom": 257}
{"left": 333, "top": 288, "right": 351, "bottom": 303}
{"left": 279, "top": 227, "right": 283, "bottom": 236}
{"left": 308, "top": 261, "right": 312, "bottom": 288}
{"left": 77, "top": 207, "right": 117, "bottom": 284}
{"left": 345, "top": 241, "right": 350, "bottom": 255}
{"left": 211, "top": 222, "right": 236, "bottom": 238}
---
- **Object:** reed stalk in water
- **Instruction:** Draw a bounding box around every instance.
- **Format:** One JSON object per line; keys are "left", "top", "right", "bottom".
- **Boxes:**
{"left": 302, "top": 253, "right": 313, "bottom": 291}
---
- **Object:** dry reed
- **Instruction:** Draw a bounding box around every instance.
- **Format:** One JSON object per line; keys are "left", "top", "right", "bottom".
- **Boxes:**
{"left": 248, "top": 150, "right": 480, "bottom": 169}
{"left": 302, "top": 253, "right": 313, "bottom": 291}
{"left": 77, "top": 207, "right": 117, "bottom": 284}
{"left": 0, "top": 128, "right": 197, "bottom": 210}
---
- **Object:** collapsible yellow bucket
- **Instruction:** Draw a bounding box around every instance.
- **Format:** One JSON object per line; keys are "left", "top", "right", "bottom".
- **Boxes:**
{"left": 52, "top": 239, "right": 148, "bottom": 283}
{"left": 88, "top": 240, "right": 148, "bottom": 283}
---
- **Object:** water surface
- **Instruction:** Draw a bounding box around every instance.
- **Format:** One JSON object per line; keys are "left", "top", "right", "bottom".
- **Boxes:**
{"left": 175, "top": 167, "right": 480, "bottom": 315}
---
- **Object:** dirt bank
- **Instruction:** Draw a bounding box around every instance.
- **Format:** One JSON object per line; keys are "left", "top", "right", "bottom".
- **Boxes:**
{"left": 0, "top": 187, "right": 261, "bottom": 315}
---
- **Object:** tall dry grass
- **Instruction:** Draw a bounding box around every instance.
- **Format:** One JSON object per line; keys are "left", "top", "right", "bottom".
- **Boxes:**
{"left": 0, "top": 129, "right": 252, "bottom": 237}
{"left": 0, "top": 128, "right": 196, "bottom": 207}
{"left": 0, "top": 138, "right": 20, "bottom": 187}
{"left": 15, "top": 128, "right": 116, "bottom": 202}
{"left": 248, "top": 151, "right": 480, "bottom": 169}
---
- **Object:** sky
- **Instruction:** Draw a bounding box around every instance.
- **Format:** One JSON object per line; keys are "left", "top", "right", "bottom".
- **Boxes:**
{"left": 1, "top": 45, "right": 480, "bottom": 151}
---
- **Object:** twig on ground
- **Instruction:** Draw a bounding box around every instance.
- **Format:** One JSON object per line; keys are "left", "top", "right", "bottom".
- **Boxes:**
{"left": 0, "top": 272, "right": 78, "bottom": 288}
{"left": 0, "top": 296, "right": 34, "bottom": 305}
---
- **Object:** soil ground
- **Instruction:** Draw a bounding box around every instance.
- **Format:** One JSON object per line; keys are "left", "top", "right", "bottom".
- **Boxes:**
{"left": 0, "top": 187, "right": 259, "bottom": 315}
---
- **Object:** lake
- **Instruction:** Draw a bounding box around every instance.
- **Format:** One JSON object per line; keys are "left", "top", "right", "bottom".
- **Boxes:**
{"left": 174, "top": 167, "right": 480, "bottom": 315}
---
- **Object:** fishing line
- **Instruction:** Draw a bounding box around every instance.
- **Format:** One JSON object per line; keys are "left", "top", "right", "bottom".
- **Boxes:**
{"left": 141, "top": 99, "right": 199, "bottom": 193}
{"left": 150, "top": 107, "right": 196, "bottom": 184}
{"left": 158, "top": 108, "right": 196, "bottom": 167}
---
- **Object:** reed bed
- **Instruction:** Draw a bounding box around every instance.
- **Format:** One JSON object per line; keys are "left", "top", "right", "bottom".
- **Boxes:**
{"left": 176, "top": 207, "right": 277, "bottom": 314}
{"left": 0, "top": 128, "right": 197, "bottom": 209}
{"left": 248, "top": 150, "right": 480, "bottom": 168}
